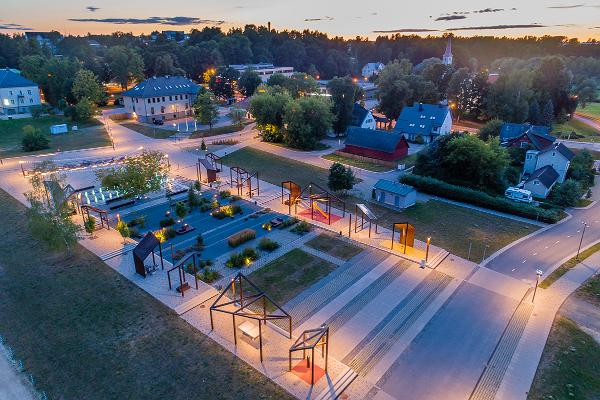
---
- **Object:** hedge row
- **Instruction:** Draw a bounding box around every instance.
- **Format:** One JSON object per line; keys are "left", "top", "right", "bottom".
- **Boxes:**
{"left": 399, "top": 174, "right": 565, "bottom": 224}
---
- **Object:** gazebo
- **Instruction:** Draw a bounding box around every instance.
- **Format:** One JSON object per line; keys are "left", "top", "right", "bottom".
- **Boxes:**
{"left": 132, "top": 232, "right": 164, "bottom": 277}
{"left": 289, "top": 325, "right": 330, "bottom": 385}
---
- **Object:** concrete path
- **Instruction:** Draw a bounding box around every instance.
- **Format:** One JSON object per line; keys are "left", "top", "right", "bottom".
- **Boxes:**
{"left": 0, "top": 347, "right": 36, "bottom": 400}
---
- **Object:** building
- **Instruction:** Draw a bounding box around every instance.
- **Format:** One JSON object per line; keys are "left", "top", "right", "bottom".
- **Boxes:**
{"left": 522, "top": 165, "right": 560, "bottom": 198}
{"left": 0, "top": 68, "right": 42, "bottom": 118}
{"left": 228, "top": 63, "right": 294, "bottom": 83}
{"left": 121, "top": 76, "right": 201, "bottom": 123}
{"left": 351, "top": 103, "right": 376, "bottom": 130}
{"left": 361, "top": 62, "right": 384, "bottom": 78}
{"left": 523, "top": 142, "right": 574, "bottom": 184}
{"left": 342, "top": 127, "right": 409, "bottom": 162}
{"left": 24, "top": 32, "right": 61, "bottom": 54}
{"left": 372, "top": 179, "right": 416, "bottom": 209}
{"left": 442, "top": 38, "right": 453, "bottom": 66}
{"left": 500, "top": 123, "right": 554, "bottom": 149}
{"left": 150, "top": 31, "right": 188, "bottom": 42}
{"left": 394, "top": 103, "right": 452, "bottom": 143}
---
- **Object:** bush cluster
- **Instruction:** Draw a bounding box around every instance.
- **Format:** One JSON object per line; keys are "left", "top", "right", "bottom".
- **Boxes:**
{"left": 258, "top": 238, "right": 280, "bottom": 252}
{"left": 227, "top": 228, "right": 256, "bottom": 247}
{"left": 226, "top": 248, "right": 259, "bottom": 268}
{"left": 159, "top": 217, "right": 175, "bottom": 227}
{"left": 291, "top": 220, "right": 312, "bottom": 234}
{"left": 212, "top": 204, "right": 242, "bottom": 219}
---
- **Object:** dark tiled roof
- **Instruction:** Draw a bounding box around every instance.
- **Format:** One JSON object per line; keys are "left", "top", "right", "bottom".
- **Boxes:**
{"left": 551, "top": 142, "right": 575, "bottom": 161}
{"left": 394, "top": 103, "right": 450, "bottom": 137}
{"left": 122, "top": 76, "right": 200, "bottom": 98}
{"left": 0, "top": 69, "right": 37, "bottom": 88}
{"left": 500, "top": 123, "right": 552, "bottom": 141}
{"left": 346, "top": 127, "right": 407, "bottom": 153}
{"left": 351, "top": 103, "right": 369, "bottom": 126}
{"left": 373, "top": 179, "right": 415, "bottom": 196}
{"left": 526, "top": 165, "right": 559, "bottom": 188}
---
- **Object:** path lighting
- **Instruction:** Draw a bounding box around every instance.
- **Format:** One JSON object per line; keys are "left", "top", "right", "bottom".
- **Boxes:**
{"left": 165, "top": 154, "right": 170, "bottom": 167}
{"left": 138, "top": 146, "right": 144, "bottom": 151}
{"left": 577, "top": 221, "right": 588, "bottom": 259}
{"left": 532, "top": 269, "right": 543, "bottom": 303}
{"left": 426, "top": 237, "right": 431, "bottom": 262}
{"left": 18, "top": 160, "right": 25, "bottom": 176}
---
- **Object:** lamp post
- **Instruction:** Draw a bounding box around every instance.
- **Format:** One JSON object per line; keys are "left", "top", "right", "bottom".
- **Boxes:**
{"left": 532, "top": 269, "right": 543, "bottom": 303}
{"left": 18, "top": 160, "right": 25, "bottom": 176}
{"left": 165, "top": 154, "right": 170, "bottom": 168}
{"left": 577, "top": 221, "right": 588, "bottom": 259}
{"left": 425, "top": 237, "right": 431, "bottom": 262}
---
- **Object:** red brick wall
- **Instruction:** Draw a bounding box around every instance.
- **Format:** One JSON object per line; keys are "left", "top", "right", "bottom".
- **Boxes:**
{"left": 342, "top": 143, "right": 408, "bottom": 161}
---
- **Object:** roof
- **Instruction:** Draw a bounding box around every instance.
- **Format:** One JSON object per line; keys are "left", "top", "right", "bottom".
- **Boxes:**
{"left": 363, "top": 62, "right": 384, "bottom": 70}
{"left": 0, "top": 68, "right": 38, "bottom": 89}
{"left": 346, "top": 127, "right": 408, "bottom": 153}
{"left": 500, "top": 123, "right": 552, "bottom": 141}
{"left": 548, "top": 142, "right": 575, "bottom": 161}
{"left": 122, "top": 76, "right": 200, "bottom": 98}
{"left": 351, "top": 103, "right": 370, "bottom": 126}
{"left": 526, "top": 165, "right": 559, "bottom": 188}
{"left": 373, "top": 179, "right": 415, "bottom": 196}
{"left": 394, "top": 103, "right": 450, "bottom": 136}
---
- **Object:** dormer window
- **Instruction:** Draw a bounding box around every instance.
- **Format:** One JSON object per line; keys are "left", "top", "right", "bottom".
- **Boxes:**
{"left": 409, "top": 123, "right": 415, "bottom": 127}
{"left": 419, "top": 124, "right": 425, "bottom": 128}
{"left": 420, "top": 115, "right": 426, "bottom": 119}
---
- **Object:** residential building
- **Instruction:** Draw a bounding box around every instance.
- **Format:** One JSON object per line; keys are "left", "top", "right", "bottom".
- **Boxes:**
{"left": 228, "top": 63, "right": 294, "bottom": 82}
{"left": 342, "top": 127, "right": 409, "bottom": 161}
{"left": 372, "top": 179, "right": 416, "bottom": 208}
{"left": 0, "top": 68, "right": 42, "bottom": 117}
{"left": 121, "top": 76, "right": 201, "bottom": 123}
{"left": 394, "top": 103, "right": 452, "bottom": 143}
{"left": 442, "top": 38, "right": 453, "bottom": 66}
{"left": 522, "top": 165, "right": 560, "bottom": 198}
{"left": 361, "top": 62, "right": 384, "bottom": 78}
{"left": 150, "top": 31, "right": 188, "bottom": 42}
{"left": 24, "top": 32, "right": 61, "bottom": 54}
{"left": 351, "top": 103, "right": 376, "bottom": 130}
{"left": 523, "top": 142, "right": 574, "bottom": 184}
{"left": 500, "top": 123, "right": 554, "bottom": 149}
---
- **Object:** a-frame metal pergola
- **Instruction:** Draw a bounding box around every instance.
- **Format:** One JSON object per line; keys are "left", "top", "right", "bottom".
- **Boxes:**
{"left": 289, "top": 325, "right": 330, "bottom": 385}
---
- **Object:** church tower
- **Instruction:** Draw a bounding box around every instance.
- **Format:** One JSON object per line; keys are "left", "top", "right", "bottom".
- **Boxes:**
{"left": 442, "top": 37, "right": 453, "bottom": 66}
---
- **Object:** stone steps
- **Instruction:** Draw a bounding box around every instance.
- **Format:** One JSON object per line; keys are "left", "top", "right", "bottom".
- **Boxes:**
{"left": 100, "top": 243, "right": 137, "bottom": 261}
{"left": 314, "top": 366, "right": 358, "bottom": 400}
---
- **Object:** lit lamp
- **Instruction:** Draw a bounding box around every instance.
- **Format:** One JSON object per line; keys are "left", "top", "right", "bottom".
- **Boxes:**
{"left": 165, "top": 154, "right": 170, "bottom": 167}
{"left": 425, "top": 237, "right": 431, "bottom": 262}
{"left": 18, "top": 160, "right": 25, "bottom": 176}
{"left": 532, "top": 269, "right": 543, "bottom": 303}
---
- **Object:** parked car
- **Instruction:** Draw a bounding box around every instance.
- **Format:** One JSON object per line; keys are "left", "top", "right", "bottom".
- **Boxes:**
{"left": 504, "top": 187, "right": 533, "bottom": 203}
{"left": 152, "top": 119, "right": 164, "bottom": 125}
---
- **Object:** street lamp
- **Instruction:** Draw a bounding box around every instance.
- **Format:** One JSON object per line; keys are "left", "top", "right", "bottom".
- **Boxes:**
{"left": 577, "top": 221, "right": 588, "bottom": 259}
{"left": 425, "top": 237, "right": 431, "bottom": 262}
{"left": 532, "top": 269, "right": 543, "bottom": 303}
{"left": 165, "top": 154, "right": 170, "bottom": 167}
{"left": 18, "top": 160, "right": 25, "bottom": 176}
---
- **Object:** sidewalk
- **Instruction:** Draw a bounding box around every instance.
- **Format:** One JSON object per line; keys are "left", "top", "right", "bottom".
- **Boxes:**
{"left": 0, "top": 344, "right": 36, "bottom": 400}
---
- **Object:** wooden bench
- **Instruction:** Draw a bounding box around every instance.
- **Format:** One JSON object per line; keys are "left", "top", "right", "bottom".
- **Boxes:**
{"left": 239, "top": 321, "right": 260, "bottom": 340}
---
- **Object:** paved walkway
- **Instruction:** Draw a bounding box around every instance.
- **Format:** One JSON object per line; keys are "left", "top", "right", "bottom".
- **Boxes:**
{"left": 0, "top": 344, "right": 36, "bottom": 400}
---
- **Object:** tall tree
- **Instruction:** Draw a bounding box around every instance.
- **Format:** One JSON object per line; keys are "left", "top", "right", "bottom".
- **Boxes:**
{"left": 327, "top": 77, "right": 362, "bottom": 135}
{"left": 238, "top": 70, "right": 262, "bottom": 96}
{"left": 71, "top": 69, "right": 104, "bottom": 104}
{"left": 283, "top": 97, "right": 333, "bottom": 150}
{"left": 541, "top": 99, "right": 554, "bottom": 128}
{"left": 106, "top": 46, "right": 144, "bottom": 89}
{"left": 376, "top": 59, "right": 414, "bottom": 120}
{"left": 194, "top": 92, "right": 220, "bottom": 130}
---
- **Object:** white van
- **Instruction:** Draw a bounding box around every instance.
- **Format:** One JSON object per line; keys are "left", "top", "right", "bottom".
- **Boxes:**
{"left": 504, "top": 187, "right": 533, "bottom": 203}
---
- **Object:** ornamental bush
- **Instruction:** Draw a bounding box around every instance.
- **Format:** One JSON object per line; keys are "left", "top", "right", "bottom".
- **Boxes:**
{"left": 227, "top": 228, "right": 256, "bottom": 247}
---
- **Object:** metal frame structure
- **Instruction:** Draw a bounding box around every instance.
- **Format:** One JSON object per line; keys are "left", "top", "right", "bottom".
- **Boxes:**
{"left": 167, "top": 252, "right": 200, "bottom": 297}
{"left": 230, "top": 166, "right": 260, "bottom": 198}
{"left": 298, "top": 182, "right": 346, "bottom": 225}
{"left": 391, "top": 222, "right": 415, "bottom": 254}
{"left": 197, "top": 158, "right": 218, "bottom": 184}
{"left": 80, "top": 204, "right": 110, "bottom": 230}
{"left": 206, "top": 152, "right": 223, "bottom": 172}
{"left": 132, "top": 232, "right": 164, "bottom": 277}
{"left": 354, "top": 203, "right": 378, "bottom": 238}
{"left": 289, "top": 325, "right": 330, "bottom": 385}
{"left": 281, "top": 180, "right": 302, "bottom": 215}
{"left": 210, "top": 273, "right": 292, "bottom": 362}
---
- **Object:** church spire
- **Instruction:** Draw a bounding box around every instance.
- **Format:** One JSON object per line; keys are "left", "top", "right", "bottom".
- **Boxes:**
{"left": 443, "top": 37, "right": 453, "bottom": 66}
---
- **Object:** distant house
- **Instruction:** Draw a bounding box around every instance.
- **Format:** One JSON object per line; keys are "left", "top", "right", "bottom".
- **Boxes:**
{"left": 24, "top": 32, "right": 61, "bottom": 54}
{"left": 228, "top": 63, "right": 294, "bottom": 83}
{"left": 523, "top": 142, "right": 574, "bottom": 184}
{"left": 372, "top": 179, "right": 416, "bottom": 209}
{"left": 121, "top": 76, "right": 201, "bottom": 123}
{"left": 522, "top": 165, "right": 560, "bottom": 199}
{"left": 500, "top": 123, "right": 554, "bottom": 150}
{"left": 487, "top": 73, "right": 500, "bottom": 84}
{"left": 342, "top": 127, "right": 409, "bottom": 162}
{"left": 394, "top": 103, "right": 452, "bottom": 143}
{"left": 0, "top": 68, "right": 42, "bottom": 118}
{"left": 361, "top": 62, "right": 384, "bottom": 78}
{"left": 350, "top": 103, "right": 376, "bottom": 130}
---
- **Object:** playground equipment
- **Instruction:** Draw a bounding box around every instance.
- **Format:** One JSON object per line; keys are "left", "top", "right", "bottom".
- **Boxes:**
{"left": 167, "top": 252, "right": 200, "bottom": 297}
{"left": 198, "top": 158, "right": 218, "bottom": 184}
{"left": 210, "top": 273, "right": 292, "bottom": 362}
{"left": 206, "top": 152, "right": 223, "bottom": 172}
{"left": 133, "top": 232, "right": 164, "bottom": 277}
{"left": 80, "top": 204, "right": 110, "bottom": 230}
{"left": 354, "top": 203, "right": 378, "bottom": 238}
{"left": 289, "top": 325, "right": 330, "bottom": 385}
{"left": 281, "top": 181, "right": 345, "bottom": 225}
{"left": 230, "top": 166, "right": 260, "bottom": 198}
{"left": 391, "top": 222, "right": 415, "bottom": 254}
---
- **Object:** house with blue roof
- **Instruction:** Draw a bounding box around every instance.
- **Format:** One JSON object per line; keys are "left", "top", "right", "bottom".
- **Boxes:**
{"left": 342, "top": 127, "right": 409, "bottom": 162}
{"left": 372, "top": 179, "right": 416, "bottom": 208}
{"left": 121, "top": 75, "right": 201, "bottom": 123}
{"left": 350, "top": 103, "right": 376, "bottom": 130}
{"left": 394, "top": 103, "right": 452, "bottom": 143}
{"left": 0, "top": 68, "right": 42, "bottom": 118}
{"left": 500, "top": 123, "right": 555, "bottom": 150}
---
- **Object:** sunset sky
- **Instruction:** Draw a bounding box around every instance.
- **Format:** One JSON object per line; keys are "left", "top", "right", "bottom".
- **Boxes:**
{"left": 3, "top": 0, "right": 600, "bottom": 40}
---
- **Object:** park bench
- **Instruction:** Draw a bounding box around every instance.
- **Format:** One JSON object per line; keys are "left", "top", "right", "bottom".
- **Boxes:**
{"left": 238, "top": 321, "right": 260, "bottom": 341}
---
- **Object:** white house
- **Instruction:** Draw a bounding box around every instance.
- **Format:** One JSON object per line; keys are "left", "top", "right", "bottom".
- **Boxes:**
{"left": 522, "top": 165, "right": 559, "bottom": 199}
{"left": 351, "top": 103, "right": 376, "bottom": 130}
{"left": 121, "top": 76, "right": 201, "bottom": 123}
{"left": 0, "top": 68, "right": 42, "bottom": 118}
{"left": 520, "top": 142, "right": 574, "bottom": 198}
{"left": 372, "top": 179, "right": 416, "bottom": 209}
{"left": 228, "top": 63, "right": 294, "bottom": 83}
{"left": 361, "top": 62, "right": 384, "bottom": 79}
{"left": 394, "top": 103, "right": 452, "bottom": 143}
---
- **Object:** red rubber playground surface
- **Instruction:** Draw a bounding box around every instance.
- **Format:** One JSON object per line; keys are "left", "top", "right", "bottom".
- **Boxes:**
{"left": 298, "top": 207, "right": 343, "bottom": 225}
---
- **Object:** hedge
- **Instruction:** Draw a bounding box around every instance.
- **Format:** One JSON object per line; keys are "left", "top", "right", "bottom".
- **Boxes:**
{"left": 227, "top": 228, "right": 256, "bottom": 247}
{"left": 399, "top": 174, "right": 565, "bottom": 224}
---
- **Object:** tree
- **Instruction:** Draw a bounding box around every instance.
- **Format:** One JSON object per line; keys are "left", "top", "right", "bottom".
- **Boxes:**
{"left": 541, "top": 99, "right": 554, "bottom": 128}
{"left": 153, "top": 54, "right": 185, "bottom": 76}
{"left": 283, "top": 96, "right": 333, "bottom": 150}
{"left": 266, "top": 73, "right": 288, "bottom": 88}
{"left": 528, "top": 101, "right": 541, "bottom": 125}
{"left": 71, "top": 69, "right": 104, "bottom": 104}
{"left": 22, "top": 125, "right": 49, "bottom": 152}
{"left": 96, "top": 150, "right": 170, "bottom": 198}
{"left": 532, "top": 57, "right": 573, "bottom": 117}
{"left": 575, "top": 78, "right": 597, "bottom": 108}
{"left": 249, "top": 90, "right": 292, "bottom": 139}
{"left": 328, "top": 162, "right": 356, "bottom": 193}
{"left": 239, "top": 70, "right": 262, "bottom": 96}
{"left": 328, "top": 77, "right": 361, "bottom": 135}
{"left": 376, "top": 60, "right": 413, "bottom": 120}
{"left": 68, "top": 97, "right": 96, "bottom": 122}
{"left": 200, "top": 139, "right": 207, "bottom": 151}
{"left": 84, "top": 216, "right": 96, "bottom": 236}
{"left": 485, "top": 70, "right": 532, "bottom": 123}
{"left": 477, "top": 119, "right": 503, "bottom": 141}
{"left": 209, "top": 66, "right": 239, "bottom": 99}
{"left": 116, "top": 220, "right": 131, "bottom": 244}
{"left": 107, "top": 46, "right": 144, "bottom": 89}
{"left": 549, "top": 179, "right": 581, "bottom": 207}
{"left": 229, "top": 108, "right": 246, "bottom": 126}
{"left": 194, "top": 92, "right": 219, "bottom": 130}
{"left": 446, "top": 68, "right": 472, "bottom": 121}
{"left": 175, "top": 201, "right": 188, "bottom": 222}
{"left": 568, "top": 150, "right": 595, "bottom": 188}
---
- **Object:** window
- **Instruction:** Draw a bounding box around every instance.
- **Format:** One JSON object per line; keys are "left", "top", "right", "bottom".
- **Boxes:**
{"left": 27, "top": 90, "right": 32, "bottom": 95}
{"left": 11, "top": 99, "right": 14, "bottom": 104}
{"left": 175, "top": 95, "right": 179, "bottom": 100}
{"left": 169, "top": 96, "right": 172, "bottom": 101}
{"left": 534, "top": 180, "right": 539, "bottom": 185}
{"left": 150, "top": 107, "right": 155, "bottom": 114}
{"left": 185, "top": 95, "right": 188, "bottom": 99}
{"left": 526, "top": 154, "right": 532, "bottom": 160}
{"left": 29, "top": 98, "right": 33, "bottom": 103}
{"left": 147, "top": 99, "right": 151, "bottom": 104}
{"left": 161, "top": 106, "right": 165, "bottom": 113}
{"left": 9, "top": 91, "right": 12, "bottom": 96}
{"left": 552, "top": 152, "right": 556, "bottom": 156}
{"left": 162, "top": 97, "right": 165, "bottom": 102}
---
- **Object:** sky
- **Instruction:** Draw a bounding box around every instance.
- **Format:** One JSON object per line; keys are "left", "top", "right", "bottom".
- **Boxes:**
{"left": 3, "top": 0, "right": 600, "bottom": 40}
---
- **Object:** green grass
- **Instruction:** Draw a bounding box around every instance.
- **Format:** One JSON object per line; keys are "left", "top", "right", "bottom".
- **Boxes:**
{"left": 247, "top": 248, "right": 337, "bottom": 308}
{"left": 0, "top": 116, "right": 109, "bottom": 157}
{"left": 189, "top": 123, "right": 246, "bottom": 139}
{"left": 578, "top": 198, "right": 594, "bottom": 208}
{"left": 553, "top": 118, "right": 600, "bottom": 142}
{"left": 577, "top": 102, "right": 600, "bottom": 120}
{"left": 528, "top": 317, "right": 600, "bottom": 399}
{"left": 577, "top": 273, "right": 600, "bottom": 307}
{"left": 118, "top": 121, "right": 176, "bottom": 139}
{"left": 305, "top": 233, "right": 363, "bottom": 260}
{"left": 571, "top": 147, "right": 600, "bottom": 160}
{"left": 322, "top": 153, "right": 393, "bottom": 172}
{"left": 221, "top": 147, "right": 537, "bottom": 261}
{"left": 0, "top": 189, "right": 292, "bottom": 400}
{"left": 540, "top": 242, "right": 600, "bottom": 288}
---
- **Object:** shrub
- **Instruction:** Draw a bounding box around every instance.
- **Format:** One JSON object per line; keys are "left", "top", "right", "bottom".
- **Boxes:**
{"left": 226, "top": 247, "right": 259, "bottom": 268}
{"left": 196, "top": 267, "right": 222, "bottom": 283}
{"left": 230, "top": 195, "right": 242, "bottom": 202}
{"left": 21, "top": 125, "right": 49, "bottom": 152}
{"left": 116, "top": 220, "right": 130, "bottom": 243}
{"left": 175, "top": 201, "right": 188, "bottom": 220}
{"left": 212, "top": 204, "right": 242, "bottom": 219}
{"left": 188, "top": 187, "right": 201, "bottom": 208}
{"left": 400, "top": 174, "right": 564, "bottom": 223}
{"left": 165, "top": 227, "right": 177, "bottom": 239}
{"left": 219, "top": 190, "right": 231, "bottom": 199}
{"left": 84, "top": 216, "right": 96, "bottom": 234}
{"left": 200, "top": 204, "right": 211, "bottom": 212}
{"left": 127, "top": 215, "right": 146, "bottom": 228}
{"left": 291, "top": 220, "right": 312, "bottom": 234}
{"left": 154, "top": 229, "right": 168, "bottom": 242}
{"left": 258, "top": 238, "right": 280, "bottom": 252}
{"left": 159, "top": 217, "right": 175, "bottom": 227}
{"left": 279, "top": 216, "right": 300, "bottom": 229}
{"left": 228, "top": 228, "right": 256, "bottom": 247}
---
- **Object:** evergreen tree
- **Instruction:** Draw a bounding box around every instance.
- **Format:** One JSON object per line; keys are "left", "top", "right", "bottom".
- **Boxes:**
{"left": 541, "top": 99, "right": 554, "bottom": 128}
{"left": 528, "top": 101, "right": 541, "bottom": 125}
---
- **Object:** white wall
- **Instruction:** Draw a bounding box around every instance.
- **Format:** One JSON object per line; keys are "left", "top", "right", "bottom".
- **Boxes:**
{"left": 0, "top": 85, "right": 41, "bottom": 115}
{"left": 360, "top": 110, "right": 376, "bottom": 130}
{"left": 124, "top": 94, "right": 195, "bottom": 122}
{"left": 536, "top": 150, "right": 570, "bottom": 183}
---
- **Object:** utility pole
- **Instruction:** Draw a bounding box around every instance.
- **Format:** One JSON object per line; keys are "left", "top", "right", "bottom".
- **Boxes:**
{"left": 577, "top": 221, "right": 588, "bottom": 259}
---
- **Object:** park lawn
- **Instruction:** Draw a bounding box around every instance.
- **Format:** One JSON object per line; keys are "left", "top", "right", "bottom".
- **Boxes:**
{"left": 540, "top": 242, "right": 600, "bottom": 288}
{"left": 577, "top": 273, "right": 600, "bottom": 307}
{"left": 322, "top": 153, "right": 393, "bottom": 172}
{"left": 247, "top": 248, "right": 337, "bottom": 309}
{"left": 0, "top": 116, "right": 109, "bottom": 157}
{"left": 306, "top": 233, "right": 363, "bottom": 260}
{"left": 189, "top": 123, "right": 246, "bottom": 139}
{"left": 221, "top": 147, "right": 537, "bottom": 261}
{"left": 118, "top": 121, "right": 176, "bottom": 139}
{"left": 0, "top": 189, "right": 293, "bottom": 400}
{"left": 553, "top": 118, "right": 600, "bottom": 142}
{"left": 577, "top": 102, "right": 600, "bottom": 120}
{"left": 528, "top": 317, "right": 600, "bottom": 399}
